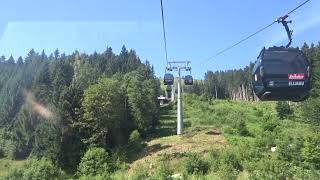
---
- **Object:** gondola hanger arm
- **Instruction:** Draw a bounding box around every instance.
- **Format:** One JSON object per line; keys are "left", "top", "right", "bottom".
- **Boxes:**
{"left": 277, "top": 15, "right": 293, "bottom": 48}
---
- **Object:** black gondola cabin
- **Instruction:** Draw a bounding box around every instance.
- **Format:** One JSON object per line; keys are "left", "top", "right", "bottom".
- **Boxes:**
{"left": 164, "top": 73, "right": 174, "bottom": 85}
{"left": 184, "top": 75, "right": 193, "bottom": 85}
{"left": 252, "top": 47, "right": 311, "bottom": 101}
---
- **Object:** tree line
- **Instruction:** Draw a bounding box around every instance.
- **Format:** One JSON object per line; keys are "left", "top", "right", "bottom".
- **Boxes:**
{"left": 0, "top": 46, "right": 160, "bottom": 172}
{"left": 184, "top": 63, "right": 255, "bottom": 101}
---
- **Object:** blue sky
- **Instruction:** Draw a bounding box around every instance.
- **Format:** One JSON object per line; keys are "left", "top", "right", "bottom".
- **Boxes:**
{"left": 0, "top": 0, "right": 320, "bottom": 79}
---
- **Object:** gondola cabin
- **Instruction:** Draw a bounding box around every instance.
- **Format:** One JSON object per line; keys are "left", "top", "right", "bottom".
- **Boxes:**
{"left": 252, "top": 47, "right": 311, "bottom": 101}
{"left": 164, "top": 73, "right": 174, "bottom": 85}
{"left": 184, "top": 75, "right": 193, "bottom": 85}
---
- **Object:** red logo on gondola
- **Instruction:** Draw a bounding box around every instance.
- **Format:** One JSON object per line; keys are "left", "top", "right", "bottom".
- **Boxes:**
{"left": 288, "top": 73, "right": 305, "bottom": 80}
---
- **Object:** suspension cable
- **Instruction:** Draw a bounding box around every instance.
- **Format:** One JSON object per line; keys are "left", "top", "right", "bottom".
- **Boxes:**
{"left": 202, "top": 0, "right": 311, "bottom": 63}
{"left": 203, "top": 21, "right": 277, "bottom": 62}
{"left": 160, "top": 0, "right": 169, "bottom": 64}
{"left": 287, "top": 0, "right": 310, "bottom": 15}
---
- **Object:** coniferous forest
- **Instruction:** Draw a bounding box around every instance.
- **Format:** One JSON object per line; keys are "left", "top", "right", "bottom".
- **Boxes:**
{"left": 0, "top": 46, "right": 160, "bottom": 173}
{"left": 0, "top": 42, "right": 320, "bottom": 179}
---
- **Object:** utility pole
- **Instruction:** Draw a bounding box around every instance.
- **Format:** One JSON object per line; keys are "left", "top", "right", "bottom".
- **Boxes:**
{"left": 166, "top": 61, "right": 191, "bottom": 135}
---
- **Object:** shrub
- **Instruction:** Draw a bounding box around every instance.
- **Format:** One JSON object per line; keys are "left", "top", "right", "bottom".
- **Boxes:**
{"left": 153, "top": 161, "right": 173, "bottom": 180}
{"left": 183, "top": 154, "right": 209, "bottom": 175}
{"left": 253, "top": 131, "right": 276, "bottom": 150}
{"left": 130, "top": 164, "right": 149, "bottom": 180}
{"left": 23, "top": 158, "right": 63, "bottom": 180}
{"left": 77, "top": 147, "right": 113, "bottom": 177}
{"left": 301, "top": 133, "right": 320, "bottom": 168}
{"left": 0, "top": 129, "right": 16, "bottom": 159}
{"left": 235, "top": 119, "right": 250, "bottom": 136}
{"left": 262, "top": 119, "right": 279, "bottom": 132}
{"left": 276, "top": 101, "right": 293, "bottom": 119}
{"left": 209, "top": 149, "right": 243, "bottom": 176}
{"left": 276, "top": 133, "right": 304, "bottom": 163}
{"left": 78, "top": 173, "right": 111, "bottom": 180}
{"left": 1, "top": 168, "right": 24, "bottom": 180}
{"left": 0, "top": 149, "right": 4, "bottom": 159}
{"left": 208, "top": 149, "right": 221, "bottom": 171}
{"left": 0, "top": 129, "right": 6, "bottom": 159}
{"left": 110, "top": 148, "right": 129, "bottom": 171}
{"left": 302, "top": 97, "right": 320, "bottom": 125}
{"left": 220, "top": 149, "right": 242, "bottom": 171}
{"left": 291, "top": 165, "right": 320, "bottom": 179}
{"left": 247, "top": 157, "right": 293, "bottom": 179}
{"left": 216, "top": 164, "right": 238, "bottom": 180}
{"left": 254, "top": 108, "right": 264, "bottom": 117}
{"left": 222, "top": 126, "right": 237, "bottom": 135}
{"left": 246, "top": 155, "right": 293, "bottom": 180}
{"left": 128, "top": 130, "right": 143, "bottom": 154}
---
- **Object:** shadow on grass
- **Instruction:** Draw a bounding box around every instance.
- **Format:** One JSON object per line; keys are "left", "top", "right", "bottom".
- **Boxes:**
{"left": 129, "top": 102, "right": 179, "bottom": 163}
{"left": 154, "top": 127, "right": 176, "bottom": 138}
{"left": 145, "top": 143, "right": 171, "bottom": 155}
{"left": 127, "top": 143, "right": 172, "bottom": 163}
{"left": 151, "top": 102, "right": 177, "bottom": 138}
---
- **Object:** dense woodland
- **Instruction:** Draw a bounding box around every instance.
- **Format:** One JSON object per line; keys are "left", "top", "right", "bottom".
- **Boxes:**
{"left": 0, "top": 46, "right": 160, "bottom": 173}
{"left": 0, "top": 42, "right": 319, "bottom": 179}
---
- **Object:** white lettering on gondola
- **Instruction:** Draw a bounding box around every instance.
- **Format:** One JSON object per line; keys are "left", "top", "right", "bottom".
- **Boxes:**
{"left": 288, "top": 81, "right": 304, "bottom": 86}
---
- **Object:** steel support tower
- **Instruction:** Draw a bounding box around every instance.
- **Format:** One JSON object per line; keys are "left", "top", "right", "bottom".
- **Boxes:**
{"left": 166, "top": 61, "right": 191, "bottom": 135}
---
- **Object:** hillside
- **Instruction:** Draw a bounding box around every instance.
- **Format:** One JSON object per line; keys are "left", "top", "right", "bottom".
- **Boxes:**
{"left": 1, "top": 94, "right": 320, "bottom": 179}
{"left": 111, "top": 94, "right": 320, "bottom": 179}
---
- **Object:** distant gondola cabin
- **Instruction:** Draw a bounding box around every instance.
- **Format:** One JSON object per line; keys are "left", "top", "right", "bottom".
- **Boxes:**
{"left": 164, "top": 73, "right": 174, "bottom": 85}
{"left": 184, "top": 75, "right": 193, "bottom": 85}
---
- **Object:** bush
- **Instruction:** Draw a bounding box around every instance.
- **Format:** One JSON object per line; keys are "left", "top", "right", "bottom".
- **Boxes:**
{"left": 77, "top": 147, "right": 113, "bottom": 177}
{"left": 78, "top": 173, "right": 111, "bottom": 180}
{"left": 208, "top": 149, "right": 221, "bottom": 171}
{"left": 130, "top": 164, "right": 149, "bottom": 180}
{"left": 291, "top": 165, "right": 320, "bottom": 179}
{"left": 0, "top": 129, "right": 15, "bottom": 159}
{"left": 1, "top": 168, "right": 24, "bottom": 180}
{"left": 208, "top": 148, "right": 243, "bottom": 175}
{"left": 23, "top": 158, "right": 63, "bottom": 180}
{"left": 262, "top": 119, "right": 279, "bottom": 132}
{"left": 0, "top": 149, "right": 4, "bottom": 159}
{"left": 220, "top": 149, "right": 242, "bottom": 171}
{"left": 183, "top": 154, "right": 209, "bottom": 175}
{"left": 301, "top": 133, "right": 320, "bottom": 168}
{"left": 302, "top": 97, "right": 320, "bottom": 125}
{"left": 276, "top": 101, "right": 293, "bottom": 119}
{"left": 247, "top": 157, "right": 293, "bottom": 179}
{"left": 276, "top": 133, "right": 304, "bottom": 163}
{"left": 254, "top": 131, "right": 276, "bottom": 150}
{"left": 111, "top": 149, "right": 129, "bottom": 171}
{"left": 127, "top": 130, "right": 143, "bottom": 154}
{"left": 236, "top": 119, "right": 250, "bottom": 136}
{"left": 222, "top": 126, "right": 237, "bottom": 135}
{"left": 153, "top": 161, "right": 173, "bottom": 180}
{"left": 216, "top": 164, "right": 238, "bottom": 180}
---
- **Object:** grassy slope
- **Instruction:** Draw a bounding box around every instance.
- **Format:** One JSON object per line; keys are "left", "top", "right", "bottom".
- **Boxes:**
{"left": 127, "top": 101, "right": 226, "bottom": 177}
{"left": 124, "top": 94, "right": 316, "bottom": 179}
